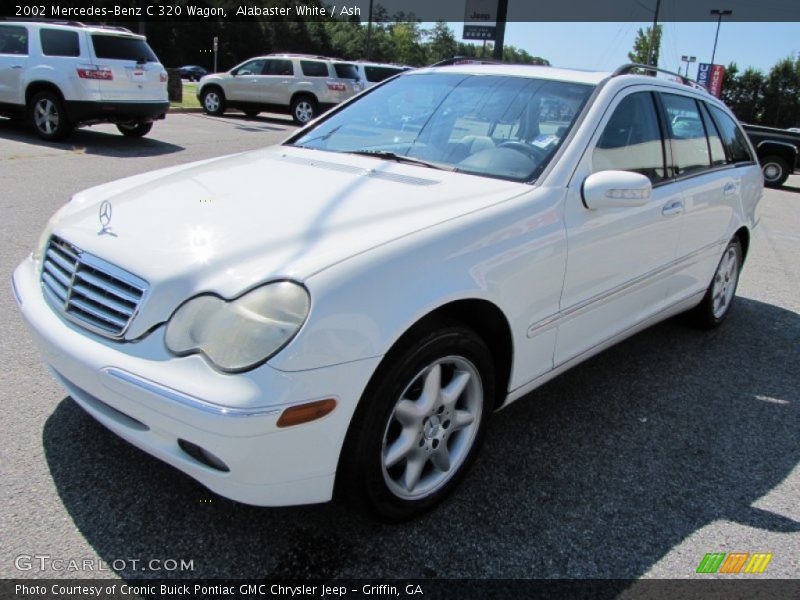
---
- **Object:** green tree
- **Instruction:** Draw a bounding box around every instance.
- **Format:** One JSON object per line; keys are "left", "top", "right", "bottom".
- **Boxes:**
{"left": 761, "top": 56, "right": 800, "bottom": 128}
{"left": 628, "top": 25, "right": 663, "bottom": 66}
{"left": 427, "top": 21, "right": 457, "bottom": 63}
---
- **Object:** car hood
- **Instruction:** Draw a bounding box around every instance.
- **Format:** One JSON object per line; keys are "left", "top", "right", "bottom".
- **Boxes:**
{"left": 49, "top": 146, "right": 528, "bottom": 337}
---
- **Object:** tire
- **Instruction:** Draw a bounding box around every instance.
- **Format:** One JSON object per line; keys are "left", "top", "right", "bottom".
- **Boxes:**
{"left": 116, "top": 122, "right": 153, "bottom": 138}
{"left": 243, "top": 110, "right": 260, "bottom": 118}
{"left": 29, "top": 91, "right": 73, "bottom": 141}
{"left": 338, "top": 322, "right": 494, "bottom": 520}
{"left": 200, "top": 87, "right": 226, "bottom": 116}
{"left": 690, "top": 238, "right": 742, "bottom": 328}
{"left": 291, "top": 95, "right": 317, "bottom": 125}
{"left": 760, "top": 155, "right": 790, "bottom": 188}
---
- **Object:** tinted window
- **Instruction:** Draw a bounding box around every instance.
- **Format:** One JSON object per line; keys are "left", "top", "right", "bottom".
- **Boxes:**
{"left": 263, "top": 59, "right": 293, "bottom": 76}
{"left": 662, "top": 94, "right": 711, "bottom": 175}
{"left": 709, "top": 106, "right": 754, "bottom": 163}
{"left": 234, "top": 59, "right": 265, "bottom": 76}
{"left": 301, "top": 61, "right": 329, "bottom": 77}
{"left": 333, "top": 63, "right": 358, "bottom": 79}
{"left": 291, "top": 73, "right": 593, "bottom": 182}
{"left": 699, "top": 102, "right": 727, "bottom": 166}
{"left": 91, "top": 35, "right": 158, "bottom": 62}
{"left": 40, "top": 29, "right": 80, "bottom": 57}
{"left": 365, "top": 65, "right": 404, "bottom": 83}
{"left": 593, "top": 92, "right": 666, "bottom": 182}
{"left": 0, "top": 25, "right": 28, "bottom": 55}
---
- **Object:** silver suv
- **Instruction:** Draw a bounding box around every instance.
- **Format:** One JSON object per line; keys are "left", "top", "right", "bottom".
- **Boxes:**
{"left": 0, "top": 21, "right": 168, "bottom": 140}
{"left": 197, "top": 54, "right": 363, "bottom": 124}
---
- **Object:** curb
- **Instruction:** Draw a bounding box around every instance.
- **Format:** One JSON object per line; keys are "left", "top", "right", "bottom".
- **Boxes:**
{"left": 168, "top": 107, "right": 204, "bottom": 113}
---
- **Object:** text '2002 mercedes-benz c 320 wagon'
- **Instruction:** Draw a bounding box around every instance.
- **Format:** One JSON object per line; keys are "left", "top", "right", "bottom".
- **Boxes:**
{"left": 13, "top": 63, "right": 762, "bottom": 519}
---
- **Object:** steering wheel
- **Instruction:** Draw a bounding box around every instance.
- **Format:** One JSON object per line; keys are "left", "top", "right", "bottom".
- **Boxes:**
{"left": 498, "top": 141, "right": 549, "bottom": 162}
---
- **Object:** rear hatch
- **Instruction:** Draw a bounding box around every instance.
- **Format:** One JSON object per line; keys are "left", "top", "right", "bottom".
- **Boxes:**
{"left": 88, "top": 32, "right": 166, "bottom": 102}
{"left": 332, "top": 62, "right": 363, "bottom": 96}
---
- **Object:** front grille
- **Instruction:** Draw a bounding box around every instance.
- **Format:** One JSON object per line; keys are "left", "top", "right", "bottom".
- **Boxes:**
{"left": 40, "top": 236, "right": 147, "bottom": 338}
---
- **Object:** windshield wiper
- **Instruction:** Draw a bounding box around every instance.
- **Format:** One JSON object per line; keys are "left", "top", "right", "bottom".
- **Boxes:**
{"left": 345, "top": 150, "right": 456, "bottom": 171}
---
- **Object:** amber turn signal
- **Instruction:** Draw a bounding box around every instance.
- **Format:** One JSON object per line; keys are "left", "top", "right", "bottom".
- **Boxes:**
{"left": 276, "top": 398, "right": 337, "bottom": 428}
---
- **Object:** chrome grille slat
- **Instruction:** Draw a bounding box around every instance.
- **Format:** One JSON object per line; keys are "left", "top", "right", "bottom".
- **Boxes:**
{"left": 73, "top": 270, "right": 141, "bottom": 303}
{"left": 40, "top": 235, "right": 147, "bottom": 338}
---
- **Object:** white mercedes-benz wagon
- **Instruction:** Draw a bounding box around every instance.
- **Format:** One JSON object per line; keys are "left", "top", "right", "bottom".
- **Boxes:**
{"left": 13, "top": 63, "right": 762, "bottom": 519}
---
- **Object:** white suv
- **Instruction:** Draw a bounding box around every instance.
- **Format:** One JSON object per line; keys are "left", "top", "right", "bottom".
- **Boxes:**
{"left": 197, "top": 53, "right": 363, "bottom": 124}
{"left": 0, "top": 21, "right": 168, "bottom": 140}
{"left": 13, "top": 63, "right": 762, "bottom": 519}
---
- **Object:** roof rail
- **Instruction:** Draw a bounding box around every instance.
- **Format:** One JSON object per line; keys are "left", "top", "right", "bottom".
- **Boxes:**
{"left": 0, "top": 17, "right": 134, "bottom": 33}
{"left": 430, "top": 56, "right": 503, "bottom": 67}
{"left": 612, "top": 63, "right": 709, "bottom": 92}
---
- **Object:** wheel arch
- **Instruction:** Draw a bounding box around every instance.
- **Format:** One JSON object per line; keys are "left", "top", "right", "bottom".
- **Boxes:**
{"left": 290, "top": 91, "right": 318, "bottom": 106}
{"left": 734, "top": 225, "right": 750, "bottom": 263}
{"left": 371, "top": 298, "right": 513, "bottom": 412}
{"left": 25, "top": 81, "right": 65, "bottom": 106}
{"left": 756, "top": 142, "right": 796, "bottom": 167}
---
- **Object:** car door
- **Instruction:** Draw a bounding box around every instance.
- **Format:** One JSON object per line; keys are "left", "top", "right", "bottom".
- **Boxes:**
{"left": 225, "top": 58, "right": 265, "bottom": 103}
{"left": 657, "top": 93, "right": 738, "bottom": 297}
{"left": 260, "top": 58, "right": 294, "bottom": 106}
{"left": 0, "top": 24, "right": 29, "bottom": 105}
{"left": 555, "top": 89, "right": 683, "bottom": 365}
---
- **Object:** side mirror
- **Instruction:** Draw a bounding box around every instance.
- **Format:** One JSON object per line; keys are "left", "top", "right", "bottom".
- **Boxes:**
{"left": 582, "top": 170, "right": 652, "bottom": 209}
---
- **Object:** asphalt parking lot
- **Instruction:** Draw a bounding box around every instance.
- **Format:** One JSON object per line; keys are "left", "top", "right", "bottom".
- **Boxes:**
{"left": 1, "top": 113, "right": 798, "bottom": 580}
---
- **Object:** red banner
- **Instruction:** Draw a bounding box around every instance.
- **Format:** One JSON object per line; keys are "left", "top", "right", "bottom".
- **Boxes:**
{"left": 708, "top": 64, "right": 725, "bottom": 98}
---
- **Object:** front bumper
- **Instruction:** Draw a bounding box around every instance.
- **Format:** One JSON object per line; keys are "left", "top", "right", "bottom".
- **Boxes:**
{"left": 12, "top": 256, "right": 381, "bottom": 506}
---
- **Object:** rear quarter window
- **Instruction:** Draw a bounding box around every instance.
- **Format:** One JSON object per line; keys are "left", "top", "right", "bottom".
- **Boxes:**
{"left": 91, "top": 35, "right": 158, "bottom": 62}
{"left": 709, "top": 105, "right": 754, "bottom": 163}
{"left": 0, "top": 25, "right": 28, "bottom": 55}
{"left": 301, "top": 61, "right": 329, "bottom": 77}
{"left": 40, "top": 29, "right": 80, "bottom": 57}
{"left": 333, "top": 63, "right": 359, "bottom": 79}
{"left": 365, "top": 66, "right": 404, "bottom": 83}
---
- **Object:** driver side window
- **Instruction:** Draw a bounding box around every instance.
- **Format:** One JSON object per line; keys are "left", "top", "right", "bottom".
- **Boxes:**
{"left": 235, "top": 59, "right": 265, "bottom": 76}
{"left": 593, "top": 92, "right": 667, "bottom": 183}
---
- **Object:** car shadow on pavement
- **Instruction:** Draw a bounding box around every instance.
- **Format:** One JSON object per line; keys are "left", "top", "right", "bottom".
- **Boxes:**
{"left": 42, "top": 296, "right": 800, "bottom": 579}
{"left": 0, "top": 118, "right": 184, "bottom": 158}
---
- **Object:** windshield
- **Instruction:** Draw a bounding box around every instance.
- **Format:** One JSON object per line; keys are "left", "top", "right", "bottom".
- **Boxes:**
{"left": 91, "top": 35, "right": 158, "bottom": 62}
{"left": 289, "top": 72, "right": 593, "bottom": 181}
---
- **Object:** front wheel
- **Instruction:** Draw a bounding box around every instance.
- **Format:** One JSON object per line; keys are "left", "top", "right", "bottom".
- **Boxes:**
{"left": 761, "top": 155, "right": 790, "bottom": 188}
{"left": 339, "top": 324, "right": 494, "bottom": 520}
{"left": 291, "top": 96, "right": 317, "bottom": 125}
{"left": 201, "top": 87, "right": 226, "bottom": 116}
{"left": 690, "top": 238, "right": 742, "bottom": 328}
{"left": 116, "top": 122, "right": 153, "bottom": 137}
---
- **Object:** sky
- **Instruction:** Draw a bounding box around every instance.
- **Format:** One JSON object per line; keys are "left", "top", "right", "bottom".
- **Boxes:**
{"left": 444, "top": 22, "right": 799, "bottom": 77}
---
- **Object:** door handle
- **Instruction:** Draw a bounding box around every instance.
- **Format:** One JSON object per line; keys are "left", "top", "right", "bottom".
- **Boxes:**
{"left": 724, "top": 182, "right": 737, "bottom": 195}
{"left": 662, "top": 199, "right": 684, "bottom": 217}
{"left": 11, "top": 65, "right": 23, "bottom": 69}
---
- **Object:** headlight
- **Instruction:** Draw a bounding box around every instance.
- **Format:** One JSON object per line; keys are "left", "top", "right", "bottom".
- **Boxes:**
{"left": 165, "top": 281, "right": 310, "bottom": 372}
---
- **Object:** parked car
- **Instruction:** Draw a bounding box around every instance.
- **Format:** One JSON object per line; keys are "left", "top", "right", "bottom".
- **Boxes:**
{"left": 353, "top": 61, "right": 412, "bottom": 89}
{"left": 13, "top": 62, "right": 762, "bottom": 520}
{"left": 0, "top": 21, "right": 168, "bottom": 140}
{"left": 177, "top": 64, "right": 208, "bottom": 81}
{"left": 742, "top": 123, "right": 800, "bottom": 188}
{"left": 197, "top": 54, "right": 362, "bottom": 124}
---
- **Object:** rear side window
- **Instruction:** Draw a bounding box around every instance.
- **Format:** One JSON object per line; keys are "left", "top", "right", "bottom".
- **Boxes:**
{"left": 40, "top": 29, "right": 80, "bottom": 57}
{"left": 91, "top": 35, "right": 158, "bottom": 62}
{"left": 0, "top": 25, "right": 28, "bottom": 55}
{"left": 593, "top": 92, "right": 666, "bottom": 183}
{"left": 709, "top": 106, "right": 754, "bottom": 163}
{"left": 699, "top": 103, "right": 727, "bottom": 166}
{"left": 365, "top": 65, "right": 403, "bottom": 83}
{"left": 263, "top": 59, "right": 293, "bottom": 76}
{"left": 661, "top": 94, "right": 711, "bottom": 176}
{"left": 333, "top": 63, "right": 358, "bottom": 79}
{"left": 301, "top": 61, "right": 329, "bottom": 77}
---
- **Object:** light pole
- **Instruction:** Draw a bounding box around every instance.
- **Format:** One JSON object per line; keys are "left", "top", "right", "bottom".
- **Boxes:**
{"left": 681, "top": 55, "right": 696, "bottom": 78}
{"left": 365, "top": 0, "right": 373, "bottom": 60}
{"left": 646, "top": 0, "right": 662, "bottom": 66}
{"left": 710, "top": 9, "right": 732, "bottom": 66}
